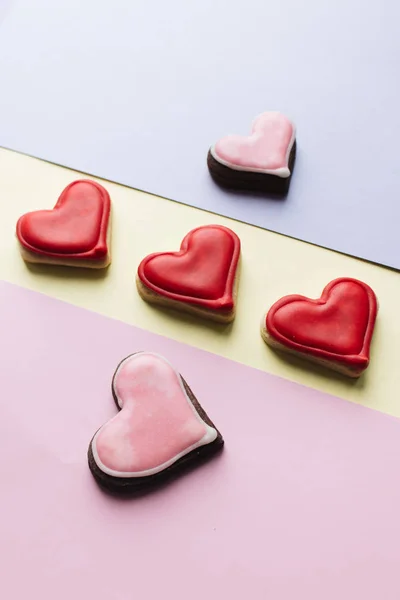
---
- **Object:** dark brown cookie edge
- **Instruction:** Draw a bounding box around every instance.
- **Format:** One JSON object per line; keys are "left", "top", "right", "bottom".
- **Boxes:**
{"left": 207, "top": 139, "right": 296, "bottom": 195}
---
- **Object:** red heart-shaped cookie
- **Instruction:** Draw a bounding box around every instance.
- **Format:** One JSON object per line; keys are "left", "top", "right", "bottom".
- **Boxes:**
{"left": 262, "top": 278, "right": 378, "bottom": 377}
{"left": 88, "top": 352, "right": 223, "bottom": 492}
{"left": 16, "top": 180, "right": 111, "bottom": 267}
{"left": 137, "top": 225, "right": 241, "bottom": 322}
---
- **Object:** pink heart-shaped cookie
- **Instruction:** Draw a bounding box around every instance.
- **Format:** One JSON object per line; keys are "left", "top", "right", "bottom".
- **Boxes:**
{"left": 208, "top": 112, "right": 296, "bottom": 194}
{"left": 89, "top": 352, "right": 223, "bottom": 492}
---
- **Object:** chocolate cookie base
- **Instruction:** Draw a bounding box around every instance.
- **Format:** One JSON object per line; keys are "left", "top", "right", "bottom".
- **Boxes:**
{"left": 88, "top": 368, "right": 224, "bottom": 495}
{"left": 207, "top": 140, "right": 296, "bottom": 195}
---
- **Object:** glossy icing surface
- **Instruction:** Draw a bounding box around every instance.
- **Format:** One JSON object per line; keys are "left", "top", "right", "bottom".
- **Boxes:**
{"left": 211, "top": 112, "right": 295, "bottom": 177}
{"left": 16, "top": 180, "right": 110, "bottom": 258}
{"left": 92, "top": 353, "right": 217, "bottom": 477}
{"left": 138, "top": 225, "right": 240, "bottom": 310}
{"left": 266, "top": 278, "right": 377, "bottom": 367}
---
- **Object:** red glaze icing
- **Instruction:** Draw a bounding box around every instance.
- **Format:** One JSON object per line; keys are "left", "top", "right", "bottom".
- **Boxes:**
{"left": 16, "top": 180, "right": 111, "bottom": 259}
{"left": 137, "top": 225, "right": 240, "bottom": 311}
{"left": 265, "top": 278, "right": 377, "bottom": 369}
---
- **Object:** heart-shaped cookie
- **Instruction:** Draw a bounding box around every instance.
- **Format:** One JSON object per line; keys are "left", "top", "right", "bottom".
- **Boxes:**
{"left": 261, "top": 278, "right": 378, "bottom": 377}
{"left": 208, "top": 112, "right": 296, "bottom": 194}
{"left": 88, "top": 352, "right": 223, "bottom": 492}
{"left": 137, "top": 225, "right": 241, "bottom": 322}
{"left": 16, "top": 180, "right": 111, "bottom": 268}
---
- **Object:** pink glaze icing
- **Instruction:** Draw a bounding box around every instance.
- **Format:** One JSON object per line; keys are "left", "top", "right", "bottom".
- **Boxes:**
{"left": 93, "top": 353, "right": 217, "bottom": 477}
{"left": 213, "top": 112, "right": 295, "bottom": 175}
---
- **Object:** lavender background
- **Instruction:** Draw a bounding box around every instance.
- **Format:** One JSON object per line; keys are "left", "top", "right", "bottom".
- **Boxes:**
{"left": 0, "top": 0, "right": 399, "bottom": 267}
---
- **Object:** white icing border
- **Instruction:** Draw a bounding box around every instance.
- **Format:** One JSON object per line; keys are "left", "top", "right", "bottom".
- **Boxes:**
{"left": 210, "top": 112, "right": 296, "bottom": 178}
{"left": 92, "top": 352, "right": 218, "bottom": 478}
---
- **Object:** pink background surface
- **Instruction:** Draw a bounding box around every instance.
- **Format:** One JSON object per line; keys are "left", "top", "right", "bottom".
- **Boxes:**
{"left": 1, "top": 281, "right": 400, "bottom": 599}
